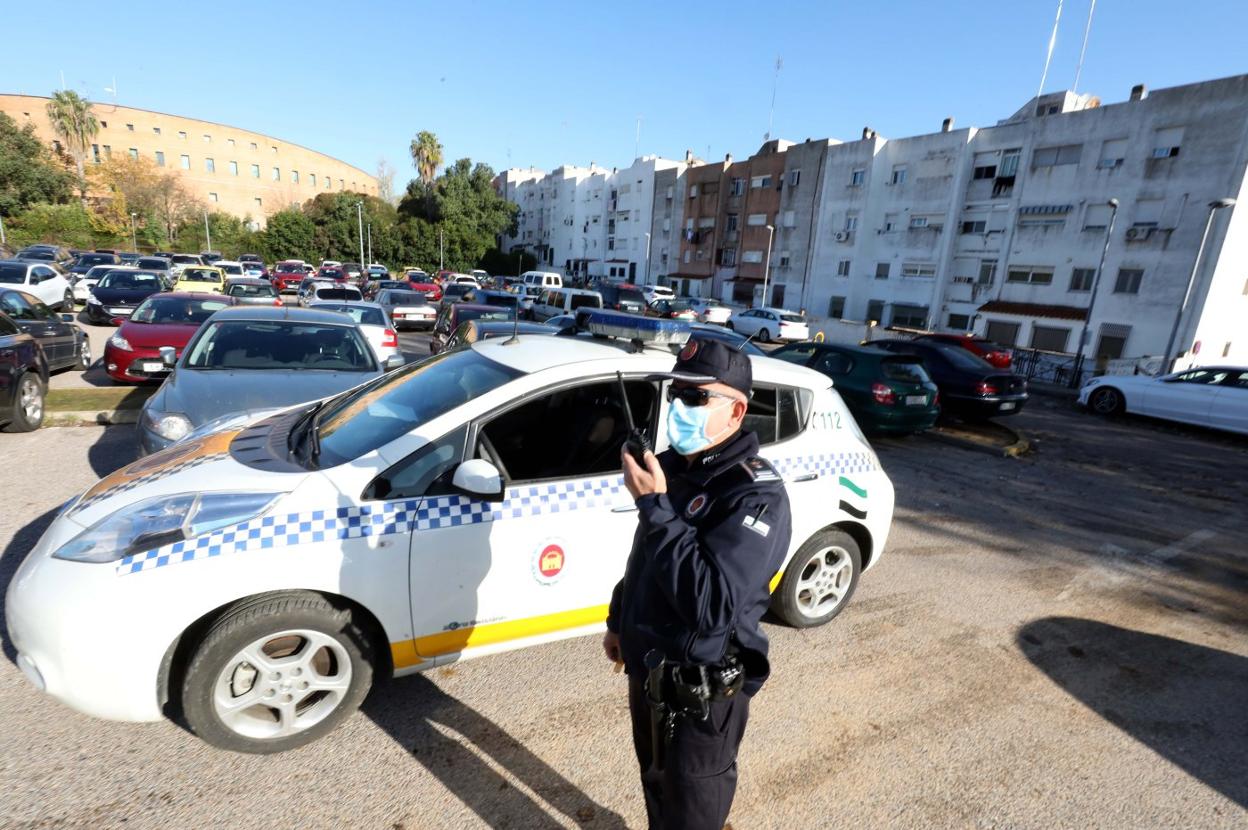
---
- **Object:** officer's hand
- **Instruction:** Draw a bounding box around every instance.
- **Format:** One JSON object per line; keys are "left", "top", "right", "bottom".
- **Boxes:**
{"left": 602, "top": 630, "right": 621, "bottom": 663}
{"left": 622, "top": 448, "right": 666, "bottom": 499}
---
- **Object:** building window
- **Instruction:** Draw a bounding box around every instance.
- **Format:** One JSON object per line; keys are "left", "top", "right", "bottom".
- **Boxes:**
{"left": 849, "top": 169, "right": 865, "bottom": 186}
{"left": 782, "top": 210, "right": 797, "bottom": 228}
{"left": 127, "top": 148, "right": 138, "bottom": 160}
{"left": 891, "top": 304, "right": 929, "bottom": 328}
{"left": 750, "top": 175, "right": 772, "bottom": 189}
{"left": 909, "top": 216, "right": 928, "bottom": 229}
{"left": 1018, "top": 215, "right": 1065, "bottom": 229}
{"left": 828, "top": 296, "right": 846, "bottom": 319}
{"left": 1069, "top": 268, "right": 1096, "bottom": 292}
{"left": 152, "top": 127, "right": 160, "bottom": 136}
{"left": 875, "top": 262, "right": 890, "bottom": 280}
{"left": 1031, "top": 325, "right": 1070, "bottom": 352}
{"left": 747, "top": 213, "right": 768, "bottom": 226}
{"left": 901, "top": 263, "right": 936, "bottom": 279}
{"left": 203, "top": 134, "right": 211, "bottom": 143}
{"left": 947, "top": 313, "right": 971, "bottom": 330}
{"left": 844, "top": 212, "right": 859, "bottom": 231}
{"left": 1151, "top": 127, "right": 1183, "bottom": 158}
{"left": 1098, "top": 138, "right": 1127, "bottom": 169}
{"left": 985, "top": 320, "right": 1021, "bottom": 346}
{"left": 961, "top": 220, "right": 986, "bottom": 234}
{"left": 972, "top": 165, "right": 996, "bottom": 179}
{"left": 251, "top": 164, "right": 260, "bottom": 178}
{"left": 890, "top": 165, "right": 907, "bottom": 185}
{"left": 1033, "top": 144, "right": 1082, "bottom": 167}
{"left": 205, "top": 158, "right": 215, "bottom": 173}
{"left": 778, "top": 252, "right": 791, "bottom": 267}
{"left": 209, "top": 192, "right": 219, "bottom": 203}
{"left": 726, "top": 214, "right": 739, "bottom": 232}
{"left": 883, "top": 213, "right": 899, "bottom": 232}
{"left": 271, "top": 146, "right": 277, "bottom": 154}
{"left": 788, "top": 169, "right": 800, "bottom": 187}
{"left": 1096, "top": 324, "right": 1131, "bottom": 359}
{"left": 179, "top": 154, "right": 190, "bottom": 169}
{"left": 292, "top": 170, "right": 299, "bottom": 184}
{"left": 310, "top": 173, "right": 317, "bottom": 188}
{"left": 228, "top": 138, "right": 235, "bottom": 148}
{"left": 155, "top": 151, "right": 165, "bottom": 166}
{"left": 1083, "top": 204, "right": 1113, "bottom": 230}
{"left": 272, "top": 167, "right": 280, "bottom": 181}
{"left": 250, "top": 142, "right": 257, "bottom": 151}
{"left": 102, "top": 145, "right": 111, "bottom": 159}
{"left": 178, "top": 131, "right": 187, "bottom": 140}
{"left": 125, "top": 123, "right": 134, "bottom": 131}
{"left": 1113, "top": 268, "right": 1143, "bottom": 294}
{"left": 742, "top": 250, "right": 764, "bottom": 264}
{"left": 229, "top": 161, "right": 238, "bottom": 176}
{"left": 339, "top": 178, "right": 344, "bottom": 189}
{"left": 865, "top": 300, "right": 885, "bottom": 324}
{"left": 254, "top": 197, "right": 263, "bottom": 208}
{"left": 978, "top": 259, "right": 997, "bottom": 285}
{"left": 1006, "top": 267, "right": 1053, "bottom": 285}
{"left": 1131, "top": 199, "right": 1163, "bottom": 228}
{"left": 720, "top": 248, "right": 736, "bottom": 266}
{"left": 837, "top": 259, "right": 851, "bottom": 277}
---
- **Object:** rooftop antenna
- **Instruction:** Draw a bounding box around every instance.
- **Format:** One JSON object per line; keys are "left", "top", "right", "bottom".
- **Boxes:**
{"left": 1035, "top": 0, "right": 1064, "bottom": 101}
{"left": 1072, "top": 0, "right": 1096, "bottom": 94}
{"left": 765, "top": 56, "right": 783, "bottom": 141}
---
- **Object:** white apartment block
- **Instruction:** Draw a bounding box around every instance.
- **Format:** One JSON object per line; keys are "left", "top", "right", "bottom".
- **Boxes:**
{"left": 804, "top": 75, "right": 1248, "bottom": 365}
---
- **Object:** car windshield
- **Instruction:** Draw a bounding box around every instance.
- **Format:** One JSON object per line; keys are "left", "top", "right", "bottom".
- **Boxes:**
{"left": 19, "top": 250, "right": 54, "bottom": 261}
{"left": 228, "top": 283, "right": 277, "bottom": 298}
{"left": 881, "top": 358, "right": 932, "bottom": 383}
{"left": 171, "top": 255, "right": 200, "bottom": 264}
{"left": 84, "top": 266, "right": 115, "bottom": 279}
{"left": 78, "top": 254, "right": 114, "bottom": 266}
{"left": 312, "top": 304, "right": 386, "bottom": 326}
{"left": 383, "top": 290, "right": 428, "bottom": 306}
{"left": 570, "top": 293, "right": 602, "bottom": 310}
{"left": 457, "top": 307, "right": 514, "bottom": 324}
{"left": 0, "top": 263, "right": 27, "bottom": 284}
{"left": 445, "top": 285, "right": 473, "bottom": 298}
{"left": 180, "top": 268, "right": 221, "bottom": 283}
{"left": 779, "top": 313, "right": 805, "bottom": 323}
{"left": 185, "top": 320, "right": 375, "bottom": 371}
{"left": 315, "top": 347, "right": 522, "bottom": 466}
{"left": 619, "top": 289, "right": 645, "bottom": 303}
{"left": 99, "top": 271, "right": 162, "bottom": 290}
{"left": 137, "top": 258, "right": 168, "bottom": 269}
{"left": 132, "top": 296, "right": 231, "bottom": 324}
{"left": 220, "top": 264, "right": 244, "bottom": 275}
{"left": 314, "top": 288, "right": 362, "bottom": 301}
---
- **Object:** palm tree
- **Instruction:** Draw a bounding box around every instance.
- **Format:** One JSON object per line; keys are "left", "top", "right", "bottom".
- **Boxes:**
{"left": 409, "top": 131, "right": 443, "bottom": 186}
{"left": 46, "top": 90, "right": 99, "bottom": 205}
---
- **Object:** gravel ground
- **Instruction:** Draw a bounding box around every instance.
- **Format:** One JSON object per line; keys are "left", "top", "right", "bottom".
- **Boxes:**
{"left": 1, "top": 394, "right": 1244, "bottom": 829}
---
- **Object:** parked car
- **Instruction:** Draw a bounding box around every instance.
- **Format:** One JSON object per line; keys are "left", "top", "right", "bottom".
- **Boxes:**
{"left": 595, "top": 283, "right": 648, "bottom": 314}
{"left": 727, "top": 307, "right": 809, "bottom": 342}
{"left": 469, "top": 269, "right": 490, "bottom": 285}
{"left": 520, "top": 270, "right": 562, "bottom": 290}
{"left": 914, "top": 333, "right": 1014, "bottom": 370}
{"left": 403, "top": 269, "right": 429, "bottom": 281}
{"left": 15, "top": 245, "right": 73, "bottom": 267}
{"left": 171, "top": 266, "right": 226, "bottom": 294}
{"left": 872, "top": 339, "right": 1028, "bottom": 419}
{"left": 137, "top": 306, "right": 395, "bottom": 455}
{"left": 1079, "top": 366, "right": 1248, "bottom": 435}
{"left": 0, "top": 289, "right": 90, "bottom": 373}
{"left": 317, "top": 266, "right": 346, "bottom": 283}
{"left": 645, "top": 298, "right": 697, "bottom": 321}
{"left": 374, "top": 289, "right": 436, "bottom": 330}
{"left": 69, "top": 252, "right": 120, "bottom": 279}
{"left": 238, "top": 253, "right": 264, "bottom": 265}
{"left": 366, "top": 279, "right": 410, "bottom": 300}
{"left": 0, "top": 312, "right": 47, "bottom": 432}
{"left": 225, "top": 278, "right": 284, "bottom": 306}
{"left": 686, "top": 297, "right": 732, "bottom": 325}
{"left": 439, "top": 283, "right": 478, "bottom": 307}
{"left": 272, "top": 262, "right": 309, "bottom": 293}
{"left": 214, "top": 260, "right": 247, "bottom": 281}
{"left": 168, "top": 253, "right": 205, "bottom": 275}
{"left": 340, "top": 263, "right": 364, "bottom": 284}
{"left": 406, "top": 279, "right": 442, "bottom": 302}
{"left": 306, "top": 301, "right": 402, "bottom": 365}
{"left": 304, "top": 285, "right": 363, "bottom": 307}
{"left": 530, "top": 288, "right": 602, "bottom": 321}
{"left": 135, "top": 256, "right": 173, "bottom": 280}
{"left": 241, "top": 261, "right": 269, "bottom": 279}
{"left": 681, "top": 322, "right": 765, "bottom": 355}
{"left": 512, "top": 284, "right": 544, "bottom": 318}
{"left": 443, "top": 319, "right": 554, "bottom": 350}
{"left": 319, "top": 260, "right": 343, "bottom": 269}
{"left": 430, "top": 303, "right": 515, "bottom": 353}
{"left": 72, "top": 264, "right": 120, "bottom": 303}
{"left": 0, "top": 259, "right": 74, "bottom": 311}
{"left": 296, "top": 278, "right": 335, "bottom": 306}
{"left": 640, "top": 284, "right": 675, "bottom": 304}
{"left": 199, "top": 251, "right": 224, "bottom": 264}
{"left": 104, "top": 293, "right": 237, "bottom": 384}
{"left": 86, "top": 270, "right": 166, "bottom": 324}
{"left": 470, "top": 289, "right": 521, "bottom": 311}
{"left": 118, "top": 252, "right": 141, "bottom": 265}
{"left": 773, "top": 342, "right": 940, "bottom": 434}
{"left": 365, "top": 264, "right": 390, "bottom": 282}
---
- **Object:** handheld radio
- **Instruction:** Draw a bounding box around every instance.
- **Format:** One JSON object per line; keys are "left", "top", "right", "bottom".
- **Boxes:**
{"left": 616, "top": 371, "right": 652, "bottom": 465}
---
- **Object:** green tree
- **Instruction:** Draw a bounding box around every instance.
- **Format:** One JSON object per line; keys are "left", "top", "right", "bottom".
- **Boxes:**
{"left": 409, "top": 130, "right": 443, "bottom": 186}
{"left": 45, "top": 90, "right": 99, "bottom": 205}
{"left": 262, "top": 208, "right": 316, "bottom": 262}
{"left": 478, "top": 247, "right": 538, "bottom": 277}
{"left": 398, "top": 159, "right": 518, "bottom": 271}
{"left": 7, "top": 203, "right": 97, "bottom": 249}
{"left": 0, "top": 113, "right": 74, "bottom": 217}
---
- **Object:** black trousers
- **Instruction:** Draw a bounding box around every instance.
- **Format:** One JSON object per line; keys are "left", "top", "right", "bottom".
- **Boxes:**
{"left": 627, "top": 676, "right": 751, "bottom": 830}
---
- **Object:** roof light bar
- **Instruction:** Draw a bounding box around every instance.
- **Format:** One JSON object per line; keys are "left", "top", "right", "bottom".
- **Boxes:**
{"left": 575, "top": 308, "right": 691, "bottom": 347}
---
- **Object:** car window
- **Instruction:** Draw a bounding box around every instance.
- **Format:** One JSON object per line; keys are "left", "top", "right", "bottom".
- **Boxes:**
{"left": 457, "top": 307, "right": 514, "bottom": 325}
{"left": 1224, "top": 371, "right": 1248, "bottom": 390}
{"left": 0, "top": 263, "right": 28, "bottom": 285}
{"left": 180, "top": 268, "right": 222, "bottom": 283}
{"left": 185, "top": 321, "right": 375, "bottom": 372}
{"left": 772, "top": 345, "right": 817, "bottom": 365}
{"left": 228, "top": 283, "right": 277, "bottom": 298}
{"left": 313, "top": 304, "right": 385, "bottom": 326}
{"left": 1171, "top": 369, "right": 1228, "bottom": 385}
{"left": 385, "top": 291, "right": 428, "bottom": 305}
{"left": 814, "top": 351, "right": 853, "bottom": 376}
{"left": 0, "top": 292, "right": 35, "bottom": 319}
{"left": 881, "top": 358, "right": 931, "bottom": 383}
{"left": 33, "top": 266, "right": 57, "bottom": 282}
{"left": 780, "top": 313, "right": 805, "bottom": 323}
{"left": 137, "top": 258, "right": 168, "bottom": 269}
{"left": 316, "top": 347, "right": 522, "bottom": 466}
{"left": 478, "top": 379, "right": 657, "bottom": 483}
{"left": 364, "top": 426, "right": 469, "bottom": 501}
{"left": 926, "top": 343, "right": 993, "bottom": 371}
{"left": 743, "top": 385, "right": 808, "bottom": 446}
{"left": 0, "top": 313, "right": 18, "bottom": 335}
{"left": 132, "top": 296, "right": 230, "bottom": 324}
{"left": 569, "top": 293, "right": 601, "bottom": 310}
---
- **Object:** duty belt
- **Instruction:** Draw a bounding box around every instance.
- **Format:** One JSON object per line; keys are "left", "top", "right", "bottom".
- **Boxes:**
{"left": 642, "top": 649, "right": 745, "bottom": 773}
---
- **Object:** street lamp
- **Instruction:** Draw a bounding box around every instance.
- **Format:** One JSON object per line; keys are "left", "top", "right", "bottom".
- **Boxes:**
{"left": 1162, "top": 198, "right": 1236, "bottom": 372}
{"left": 366, "top": 223, "right": 372, "bottom": 266}
{"left": 761, "top": 224, "right": 775, "bottom": 307}
{"left": 355, "top": 202, "right": 365, "bottom": 275}
{"left": 1073, "top": 198, "right": 1119, "bottom": 384}
{"left": 129, "top": 212, "right": 138, "bottom": 252}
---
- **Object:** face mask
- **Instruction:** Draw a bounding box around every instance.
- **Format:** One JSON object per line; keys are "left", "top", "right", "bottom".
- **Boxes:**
{"left": 666, "top": 397, "right": 731, "bottom": 456}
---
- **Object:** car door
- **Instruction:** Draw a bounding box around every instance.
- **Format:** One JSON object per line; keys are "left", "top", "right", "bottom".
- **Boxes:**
{"left": 0, "top": 292, "right": 72, "bottom": 367}
{"left": 404, "top": 376, "right": 660, "bottom": 663}
{"left": 1139, "top": 370, "right": 1223, "bottom": 426}
{"left": 1209, "top": 370, "right": 1248, "bottom": 434}
{"left": 734, "top": 310, "right": 758, "bottom": 336}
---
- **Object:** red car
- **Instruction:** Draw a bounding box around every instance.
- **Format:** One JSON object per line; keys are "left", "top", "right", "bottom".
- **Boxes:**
{"left": 408, "top": 281, "right": 442, "bottom": 302}
{"left": 914, "top": 333, "right": 1013, "bottom": 369}
{"left": 104, "top": 293, "right": 237, "bottom": 383}
{"left": 272, "top": 261, "right": 308, "bottom": 293}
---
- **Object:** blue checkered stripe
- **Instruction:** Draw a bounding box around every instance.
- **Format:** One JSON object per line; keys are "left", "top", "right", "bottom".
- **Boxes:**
{"left": 74, "top": 452, "right": 228, "bottom": 515}
{"left": 769, "top": 451, "right": 876, "bottom": 480}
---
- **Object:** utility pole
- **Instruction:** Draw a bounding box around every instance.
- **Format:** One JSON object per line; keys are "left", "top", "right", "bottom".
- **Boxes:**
{"left": 367, "top": 223, "right": 372, "bottom": 265}
{"left": 1162, "top": 198, "right": 1236, "bottom": 372}
{"left": 203, "top": 210, "right": 211, "bottom": 252}
{"left": 355, "top": 202, "right": 365, "bottom": 275}
{"left": 0, "top": 214, "right": 6, "bottom": 245}
{"left": 762, "top": 224, "right": 775, "bottom": 308}
{"left": 1074, "top": 198, "right": 1118, "bottom": 385}
{"left": 439, "top": 228, "right": 444, "bottom": 272}
{"left": 130, "top": 212, "right": 137, "bottom": 252}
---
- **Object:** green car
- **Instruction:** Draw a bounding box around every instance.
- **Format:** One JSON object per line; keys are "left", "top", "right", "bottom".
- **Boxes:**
{"left": 771, "top": 341, "right": 941, "bottom": 434}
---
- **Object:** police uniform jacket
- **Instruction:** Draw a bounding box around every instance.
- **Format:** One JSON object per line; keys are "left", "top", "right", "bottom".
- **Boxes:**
{"left": 607, "top": 429, "right": 792, "bottom": 696}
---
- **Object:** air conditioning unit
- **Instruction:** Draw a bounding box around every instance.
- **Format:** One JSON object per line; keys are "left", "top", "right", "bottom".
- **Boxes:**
{"left": 834, "top": 231, "right": 851, "bottom": 242}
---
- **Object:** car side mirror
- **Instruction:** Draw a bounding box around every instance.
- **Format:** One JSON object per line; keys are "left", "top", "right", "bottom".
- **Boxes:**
{"left": 60, "top": 313, "right": 75, "bottom": 323}
{"left": 451, "top": 458, "right": 505, "bottom": 502}
{"left": 385, "top": 353, "right": 406, "bottom": 371}
{"left": 159, "top": 346, "right": 177, "bottom": 366}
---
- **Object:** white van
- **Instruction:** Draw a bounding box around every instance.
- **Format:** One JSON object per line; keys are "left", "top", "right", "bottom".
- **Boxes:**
{"left": 521, "top": 270, "right": 563, "bottom": 290}
{"left": 530, "top": 287, "right": 603, "bottom": 321}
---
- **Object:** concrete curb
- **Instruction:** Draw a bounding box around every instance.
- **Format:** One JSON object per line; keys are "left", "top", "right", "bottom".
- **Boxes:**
{"left": 44, "top": 409, "right": 140, "bottom": 428}
{"left": 924, "top": 422, "right": 1033, "bottom": 458}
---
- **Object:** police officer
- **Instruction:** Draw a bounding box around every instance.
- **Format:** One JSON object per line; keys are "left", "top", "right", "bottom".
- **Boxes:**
{"left": 604, "top": 337, "right": 792, "bottom": 830}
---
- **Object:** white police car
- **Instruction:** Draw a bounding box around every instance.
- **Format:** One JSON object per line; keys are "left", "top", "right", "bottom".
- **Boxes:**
{"left": 6, "top": 312, "right": 894, "bottom": 753}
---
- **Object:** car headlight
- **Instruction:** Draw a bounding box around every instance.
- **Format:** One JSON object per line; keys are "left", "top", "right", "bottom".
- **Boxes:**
{"left": 53, "top": 492, "right": 283, "bottom": 563}
{"left": 108, "top": 333, "right": 132, "bottom": 351}
{"left": 144, "top": 409, "right": 193, "bottom": 441}
{"left": 87, "top": 293, "right": 100, "bottom": 305}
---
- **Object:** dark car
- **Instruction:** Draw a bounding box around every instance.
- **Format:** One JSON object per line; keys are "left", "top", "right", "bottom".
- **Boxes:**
{"left": 444, "top": 319, "right": 555, "bottom": 349}
{"left": 239, "top": 253, "right": 264, "bottom": 264}
{"left": 104, "top": 293, "right": 237, "bottom": 383}
{"left": 86, "top": 269, "right": 166, "bottom": 324}
{"left": 438, "top": 283, "right": 476, "bottom": 306}
{"left": 596, "top": 283, "right": 647, "bottom": 314}
{"left": 16, "top": 245, "right": 72, "bottom": 267}
{"left": 0, "top": 311, "right": 48, "bottom": 432}
{"left": 118, "top": 252, "right": 141, "bottom": 265}
{"left": 468, "top": 289, "right": 520, "bottom": 311}
{"left": 69, "top": 252, "right": 121, "bottom": 278}
{"left": 772, "top": 342, "right": 940, "bottom": 434}
{"left": 645, "top": 298, "right": 697, "bottom": 320}
{"left": 914, "top": 333, "right": 1013, "bottom": 370}
{"left": 0, "top": 289, "right": 90, "bottom": 373}
{"left": 317, "top": 267, "right": 346, "bottom": 282}
{"left": 365, "top": 279, "right": 410, "bottom": 300}
{"left": 872, "top": 339, "right": 1028, "bottom": 419}
{"left": 199, "top": 251, "right": 223, "bottom": 264}
{"left": 430, "top": 303, "right": 515, "bottom": 353}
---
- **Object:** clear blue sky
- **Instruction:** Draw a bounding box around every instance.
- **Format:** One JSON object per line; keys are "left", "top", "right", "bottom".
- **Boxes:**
{"left": 6, "top": 0, "right": 1247, "bottom": 183}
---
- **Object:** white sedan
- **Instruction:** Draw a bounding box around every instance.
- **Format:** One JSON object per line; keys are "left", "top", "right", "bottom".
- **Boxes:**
{"left": 6, "top": 311, "right": 893, "bottom": 753}
{"left": 728, "top": 307, "right": 810, "bottom": 342}
{"left": 687, "top": 298, "right": 732, "bottom": 325}
{"left": 306, "top": 300, "right": 403, "bottom": 365}
{"left": 1079, "top": 366, "right": 1248, "bottom": 435}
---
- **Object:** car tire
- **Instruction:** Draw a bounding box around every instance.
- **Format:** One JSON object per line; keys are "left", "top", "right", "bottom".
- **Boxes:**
{"left": 78, "top": 337, "right": 92, "bottom": 370}
{"left": 61, "top": 290, "right": 74, "bottom": 312}
{"left": 759, "top": 328, "right": 771, "bottom": 343}
{"left": 180, "top": 592, "right": 376, "bottom": 754}
{"left": 1089, "top": 386, "right": 1125, "bottom": 417}
{"left": 772, "top": 529, "right": 862, "bottom": 628}
{"left": 3, "top": 372, "right": 45, "bottom": 433}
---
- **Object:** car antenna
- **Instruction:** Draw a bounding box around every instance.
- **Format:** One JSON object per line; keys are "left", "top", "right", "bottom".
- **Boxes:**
{"left": 737, "top": 328, "right": 762, "bottom": 351}
{"left": 502, "top": 292, "right": 521, "bottom": 345}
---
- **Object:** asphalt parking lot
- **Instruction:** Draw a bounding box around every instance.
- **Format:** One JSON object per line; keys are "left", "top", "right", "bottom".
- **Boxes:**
{"left": 2, "top": 392, "right": 1245, "bottom": 828}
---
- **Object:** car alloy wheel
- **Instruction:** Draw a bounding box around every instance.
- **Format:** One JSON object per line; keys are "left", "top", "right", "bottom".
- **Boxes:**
{"left": 4, "top": 372, "right": 45, "bottom": 432}
{"left": 1090, "top": 387, "right": 1124, "bottom": 416}
{"left": 773, "top": 529, "right": 863, "bottom": 628}
{"left": 794, "top": 546, "right": 853, "bottom": 618}
{"left": 78, "top": 339, "right": 92, "bottom": 370}
{"left": 62, "top": 291, "right": 74, "bottom": 312}
{"left": 759, "top": 328, "right": 771, "bottom": 342}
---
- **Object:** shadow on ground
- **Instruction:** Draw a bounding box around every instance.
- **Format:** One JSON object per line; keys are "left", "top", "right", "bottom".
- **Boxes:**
{"left": 364, "top": 673, "right": 628, "bottom": 829}
{"left": 1018, "top": 616, "right": 1248, "bottom": 809}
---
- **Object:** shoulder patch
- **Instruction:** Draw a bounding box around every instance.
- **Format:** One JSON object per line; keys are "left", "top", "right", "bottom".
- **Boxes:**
{"left": 739, "top": 456, "right": 781, "bottom": 483}
{"left": 684, "top": 492, "right": 712, "bottom": 520}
